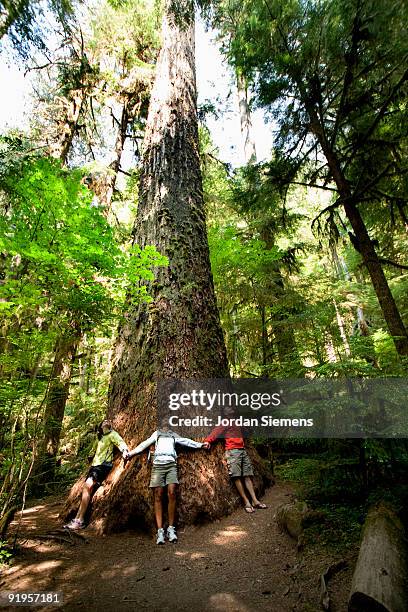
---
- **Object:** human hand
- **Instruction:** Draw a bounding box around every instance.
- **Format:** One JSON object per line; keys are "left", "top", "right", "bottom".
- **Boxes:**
{"left": 202, "top": 442, "right": 210, "bottom": 450}
{"left": 122, "top": 449, "right": 130, "bottom": 461}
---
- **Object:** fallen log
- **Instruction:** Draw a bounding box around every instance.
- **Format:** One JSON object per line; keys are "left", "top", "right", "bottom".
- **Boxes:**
{"left": 349, "top": 502, "right": 408, "bottom": 612}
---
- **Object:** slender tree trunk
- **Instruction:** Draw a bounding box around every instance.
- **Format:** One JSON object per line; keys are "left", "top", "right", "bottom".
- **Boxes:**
{"left": 333, "top": 299, "right": 351, "bottom": 356}
{"left": 63, "top": 0, "right": 270, "bottom": 533}
{"left": 272, "top": 270, "right": 302, "bottom": 371}
{"left": 89, "top": 95, "right": 137, "bottom": 210}
{"left": 33, "top": 324, "right": 81, "bottom": 482}
{"left": 261, "top": 226, "right": 303, "bottom": 373}
{"left": 324, "top": 332, "right": 337, "bottom": 363}
{"left": 259, "top": 304, "right": 269, "bottom": 368}
{"left": 236, "top": 73, "right": 302, "bottom": 373}
{"left": 330, "top": 240, "right": 376, "bottom": 367}
{"left": 344, "top": 200, "right": 408, "bottom": 356}
{"left": 309, "top": 114, "right": 408, "bottom": 358}
{"left": 48, "top": 45, "right": 97, "bottom": 166}
{"left": 34, "top": 60, "right": 93, "bottom": 480}
{"left": 229, "top": 306, "right": 240, "bottom": 372}
{"left": 236, "top": 72, "right": 257, "bottom": 164}
{"left": 34, "top": 84, "right": 86, "bottom": 483}
{"left": 49, "top": 89, "right": 85, "bottom": 165}
{"left": 356, "top": 306, "right": 369, "bottom": 336}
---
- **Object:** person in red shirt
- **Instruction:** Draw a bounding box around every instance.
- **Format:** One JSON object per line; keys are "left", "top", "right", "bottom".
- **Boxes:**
{"left": 205, "top": 406, "right": 267, "bottom": 513}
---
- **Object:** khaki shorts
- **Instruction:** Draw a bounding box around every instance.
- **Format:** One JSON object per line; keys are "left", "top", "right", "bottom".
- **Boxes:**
{"left": 225, "top": 449, "right": 254, "bottom": 478}
{"left": 149, "top": 461, "right": 179, "bottom": 488}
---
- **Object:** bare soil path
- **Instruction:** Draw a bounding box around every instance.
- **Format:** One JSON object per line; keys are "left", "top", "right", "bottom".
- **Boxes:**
{"left": 1, "top": 483, "right": 354, "bottom": 611}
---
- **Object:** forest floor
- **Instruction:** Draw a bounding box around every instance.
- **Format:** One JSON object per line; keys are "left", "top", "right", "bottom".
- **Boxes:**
{"left": 1, "top": 482, "right": 357, "bottom": 612}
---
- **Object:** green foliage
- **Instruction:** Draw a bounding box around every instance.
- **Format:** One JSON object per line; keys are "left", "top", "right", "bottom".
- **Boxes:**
{"left": 126, "top": 245, "right": 168, "bottom": 304}
{"left": 0, "top": 138, "right": 167, "bottom": 326}
{"left": 0, "top": 136, "right": 167, "bottom": 510}
{"left": 303, "top": 503, "right": 362, "bottom": 553}
{"left": 203, "top": 139, "right": 399, "bottom": 376}
{"left": 1, "top": 0, "right": 407, "bottom": 555}
{"left": 203, "top": 130, "right": 307, "bottom": 376}
{"left": 93, "top": 0, "right": 161, "bottom": 68}
{"left": 204, "top": 0, "right": 408, "bottom": 361}
{"left": 274, "top": 457, "right": 321, "bottom": 486}
{"left": 276, "top": 439, "right": 408, "bottom": 506}
{"left": 0, "top": 540, "right": 13, "bottom": 565}
{"left": 275, "top": 454, "right": 362, "bottom": 552}
{"left": 0, "top": 152, "right": 118, "bottom": 328}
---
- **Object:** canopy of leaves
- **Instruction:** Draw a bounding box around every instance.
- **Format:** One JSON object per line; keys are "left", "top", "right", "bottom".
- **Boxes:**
{"left": 0, "top": 0, "right": 75, "bottom": 57}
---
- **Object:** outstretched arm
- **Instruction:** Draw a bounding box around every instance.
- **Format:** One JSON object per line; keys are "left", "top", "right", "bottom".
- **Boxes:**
{"left": 110, "top": 431, "right": 129, "bottom": 456}
{"left": 128, "top": 432, "right": 157, "bottom": 458}
{"left": 174, "top": 435, "right": 206, "bottom": 449}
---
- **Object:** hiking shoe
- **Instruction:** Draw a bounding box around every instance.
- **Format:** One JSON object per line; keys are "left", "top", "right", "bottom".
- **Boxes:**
{"left": 167, "top": 525, "right": 177, "bottom": 543}
{"left": 64, "top": 518, "right": 84, "bottom": 530}
{"left": 156, "top": 528, "right": 165, "bottom": 545}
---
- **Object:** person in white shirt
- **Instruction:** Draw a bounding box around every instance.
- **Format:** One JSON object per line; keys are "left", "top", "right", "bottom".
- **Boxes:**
{"left": 127, "top": 424, "right": 209, "bottom": 544}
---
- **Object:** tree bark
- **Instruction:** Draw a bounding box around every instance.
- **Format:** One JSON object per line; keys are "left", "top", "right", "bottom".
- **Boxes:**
{"left": 258, "top": 303, "right": 271, "bottom": 368}
{"left": 47, "top": 45, "right": 96, "bottom": 166}
{"left": 271, "top": 270, "right": 303, "bottom": 371}
{"left": 63, "top": 0, "right": 270, "bottom": 533}
{"left": 35, "top": 69, "right": 88, "bottom": 481}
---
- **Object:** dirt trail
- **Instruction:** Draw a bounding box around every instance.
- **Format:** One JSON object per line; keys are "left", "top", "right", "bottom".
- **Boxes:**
{"left": 1, "top": 483, "right": 352, "bottom": 611}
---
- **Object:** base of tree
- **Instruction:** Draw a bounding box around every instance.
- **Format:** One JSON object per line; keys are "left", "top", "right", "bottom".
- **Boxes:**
{"left": 62, "top": 445, "right": 273, "bottom": 534}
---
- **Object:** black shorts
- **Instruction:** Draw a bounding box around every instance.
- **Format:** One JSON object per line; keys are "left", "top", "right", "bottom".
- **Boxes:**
{"left": 86, "top": 462, "right": 113, "bottom": 486}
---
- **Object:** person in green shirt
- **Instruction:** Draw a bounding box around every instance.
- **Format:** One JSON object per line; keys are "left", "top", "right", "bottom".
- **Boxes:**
{"left": 65, "top": 419, "right": 129, "bottom": 530}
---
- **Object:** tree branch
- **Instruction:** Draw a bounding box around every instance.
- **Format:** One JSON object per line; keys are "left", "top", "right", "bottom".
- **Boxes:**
{"left": 287, "top": 181, "right": 337, "bottom": 192}
{"left": 356, "top": 67, "right": 408, "bottom": 151}
{"left": 378, "top": 258, "right": 408, "bottom": 271}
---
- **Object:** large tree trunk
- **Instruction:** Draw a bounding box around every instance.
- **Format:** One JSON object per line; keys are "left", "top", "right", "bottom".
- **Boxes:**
{"left": 64, "top": 0, "right": 270, "bottom": 533}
